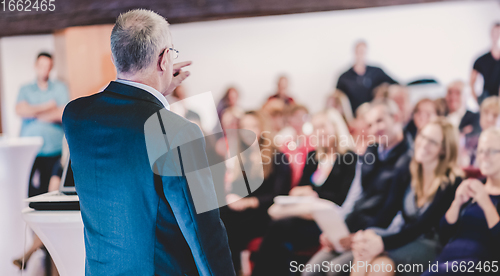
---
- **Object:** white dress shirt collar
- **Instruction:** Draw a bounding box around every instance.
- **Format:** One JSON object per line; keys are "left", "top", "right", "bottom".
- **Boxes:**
{"left": 115, "top": 79, "right": 170, "bottom": 110}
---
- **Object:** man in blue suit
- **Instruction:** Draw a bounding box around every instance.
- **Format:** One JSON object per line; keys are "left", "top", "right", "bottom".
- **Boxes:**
{"left": 62, "top": 9, "right": 235, "bottom": 275}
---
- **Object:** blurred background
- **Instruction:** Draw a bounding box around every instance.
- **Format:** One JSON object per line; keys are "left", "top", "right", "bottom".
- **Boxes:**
{"left": 1, "top": 0, "right": 498, "bottom": 133}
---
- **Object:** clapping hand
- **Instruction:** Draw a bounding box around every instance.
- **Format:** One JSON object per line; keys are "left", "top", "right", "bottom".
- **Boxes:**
{"left": 454, "top": 180, "right": 475, "bottom": 206}
{"left": 467, "top": 179, "right": 492, "bottom": 210}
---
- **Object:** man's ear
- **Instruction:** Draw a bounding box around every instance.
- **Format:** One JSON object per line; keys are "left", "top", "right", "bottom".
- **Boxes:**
{"left": 111, "top": 55, "right": 115, "bottom": 66}
{"left": 159, "top": 49, "right": 168, "bottom": 72}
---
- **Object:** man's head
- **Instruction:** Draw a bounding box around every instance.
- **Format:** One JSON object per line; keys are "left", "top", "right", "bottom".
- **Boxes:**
{"left": 477, "top": 127, "right": 500, "bottom": 178}
{"left": 286, "top": 104, "right": 309, "bottom": 134}
{"left": 35, "top": 52, "right": 53, "bottom": 82}
{"left": 111, "top": 9, "right": 174, "bottom": 94}
{"left": 491, "top": 22, "right": 500, "bottom": 48}
{"left": 480, "top": 96, "right": 500, "bottom": 130}
{"left": 388, "top": 85, "right": 411, "bottom": 123}
{"left": 354, "top": 41, "right": 367, "bottom": 64}
{"left": 445, "top": 81, "right": 464, "bottom": 114}
{"left": 364, "top": 98, "right": 402, "bottom": 147}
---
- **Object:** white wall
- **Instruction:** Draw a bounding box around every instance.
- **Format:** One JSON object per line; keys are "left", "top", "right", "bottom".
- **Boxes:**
{"left": 0, "top": 35, "right": 55, "bottom": 137}
{"left": 1, "top": 1, "right": 500, "bottom": 133}
{"left": 169, "top": 0, "right": 500, "bottom": 130}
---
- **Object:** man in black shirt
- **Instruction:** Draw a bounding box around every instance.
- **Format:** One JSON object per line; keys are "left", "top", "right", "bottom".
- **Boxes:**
{"left": 336, "top": 41, "right": 397, "bottom": 114}
{"left": 471, "top": 22, "right": 500, "bottom": 104}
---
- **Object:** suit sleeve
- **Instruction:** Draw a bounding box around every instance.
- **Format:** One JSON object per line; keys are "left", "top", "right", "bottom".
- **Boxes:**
{"left": 160, "top": 122, "right": 235, "bottom": 276}
{"left": 370, "top": 170, "right": 408, "bottom": 229}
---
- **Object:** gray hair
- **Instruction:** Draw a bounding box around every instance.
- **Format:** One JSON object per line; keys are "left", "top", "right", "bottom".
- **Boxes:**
{"left": 369, "top": 98, "right": 400, "bottom": 117}
{"left": 111, "top": 9, "right": 171, "bottom": 74}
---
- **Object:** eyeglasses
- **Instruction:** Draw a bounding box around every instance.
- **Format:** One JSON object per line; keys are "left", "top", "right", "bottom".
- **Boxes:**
{"left": 476, "top": 149, "right": 500, "bottom": 158}
{"left": 417, "top": 133, "right": 441, "bottom": 148}
{"left": 159, "top": 47, "right": 179, "bottom": 59}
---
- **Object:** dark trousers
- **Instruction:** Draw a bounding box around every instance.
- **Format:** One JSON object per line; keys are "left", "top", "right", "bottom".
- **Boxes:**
{"left": 28, "top": 155, "right": 60, "bottom": 197}
{"left": 220, "top": 206, "right": 272, "bottom": 272}
{"left": 251, "top": 217, "right": 322, "bottom": 276}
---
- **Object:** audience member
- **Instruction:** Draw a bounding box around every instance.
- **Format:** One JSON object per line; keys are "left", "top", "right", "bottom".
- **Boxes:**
{"left": 336, "top": 41, "right": 397, "bottom": 114}
{"left": 278, "top": 104, "right": 313, "bottom": 187}
{"left": 220, "top": 111, "right": 291, "bottom": 273}
{"left": 459, "top": 96, "right": 500, "bottom": 167}
{"left": 217, "top": 86, "right": 243, "bottom": 121}
{"left": 250, "top": 110, "right": 357, "bottom": 276}
{"left": 405, "top": 98, "right": 439, "bottom": 140}
{"left": 350, "top": 118, "right": 463, "bottom": 276}
{"left": 471, "top": 22, "right": 500, "bottom": 104}
{"left": 375, "top": 84, "right": 413, "bottom": 142}
{"left": 445, "top": 81, "right": 480, "bottom": 135}
{"left": 261, "top": 97, "right": 286, "bottom": 133}
{"left": 207, "top": 107, "right": 245, "bottom": 207}
{"left": 434, "top": 97, "right": 448, "bottom": 117}
{"left": 350, "top": 103, "right": 371, "bottom": 155}
{"left": 325, "top": 90, "right": 354, "bottom": 124}
{"left": 479, "top": 96, "right": 500, "bottom": 130}
{"left": 373, "top": 84, "right": 411, "bottom": 124}
{"left": 388, "top": 85, "right": 412, "bottom": 125}
{"left": 268, "top": 75, "right": 295, "bottom": 105}
{"left": 15, "top": 52, "right": 69, "bottom": 198}
{"left": 304, "top": 99, "right": 413, "bottom": 276}
{"left": 422, "top": 127, "right": 500, "bottom": 275}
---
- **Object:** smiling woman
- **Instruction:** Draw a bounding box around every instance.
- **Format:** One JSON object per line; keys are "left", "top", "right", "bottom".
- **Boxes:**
{"left": 346, "top": 117, "right": 463, "bottom": 276}
{"left": 422, "top": 127, "right": 500, "bottom": 275}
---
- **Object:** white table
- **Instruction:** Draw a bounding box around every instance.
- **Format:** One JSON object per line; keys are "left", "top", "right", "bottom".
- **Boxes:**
{"left": 0, "top": 137, "right": 42, "bottom": 274}
{"left": 22, "top": 208, "right": 85, "bottom": 276}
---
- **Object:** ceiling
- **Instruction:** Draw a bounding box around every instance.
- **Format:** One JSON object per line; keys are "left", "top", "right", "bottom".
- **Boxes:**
{"left": 0, "top": 0, "right": 476, "bottom": 37}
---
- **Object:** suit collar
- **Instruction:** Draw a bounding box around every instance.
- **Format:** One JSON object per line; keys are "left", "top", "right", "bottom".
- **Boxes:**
{"left": 366, "top": 136, "right": 410, "bottom": 164}
{"left": 103, "top": 81, "right": 165, "bottom": 108}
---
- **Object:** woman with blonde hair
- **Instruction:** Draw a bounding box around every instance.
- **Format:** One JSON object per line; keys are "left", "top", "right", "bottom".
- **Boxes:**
{"left": 350, "top": 117, "right": 463, "bottom": 276}
{"left": 405, "top": 98, "right": 439, "bottom": 140}
{"left": 460, "top": 95, "right": 500, "bottom": 167}
{"left": 422, "top": 127, "right": 500, "bottom": 275}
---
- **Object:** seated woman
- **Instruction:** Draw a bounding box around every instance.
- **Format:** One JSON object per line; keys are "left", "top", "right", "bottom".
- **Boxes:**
{"left": 219, "top": 110, "right": 291, "bottom": 273}
{"left": 405, "top": 98, "right": 440, "bottom": 140}
{"left": 250, "top": 110, "right": 357, "bottom": 276}
{"left": 459, "top": 96, "right": 500, "bottom": 168}
{"left": 278, "top": 109, "right": 357, "bottom": 211}
{"left": 421, "top": 127, "right": 500, "bottom": 275}
{"left": 347, "top": 117, "right": 463, "bottom": 276}
{"left": 277, "top": 104, "right": 312, "bottom": 187}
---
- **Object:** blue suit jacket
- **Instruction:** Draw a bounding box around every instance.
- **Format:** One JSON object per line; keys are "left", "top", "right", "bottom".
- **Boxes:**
{"left": 62, "top": 81, "right": 235, "bottom": 276}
